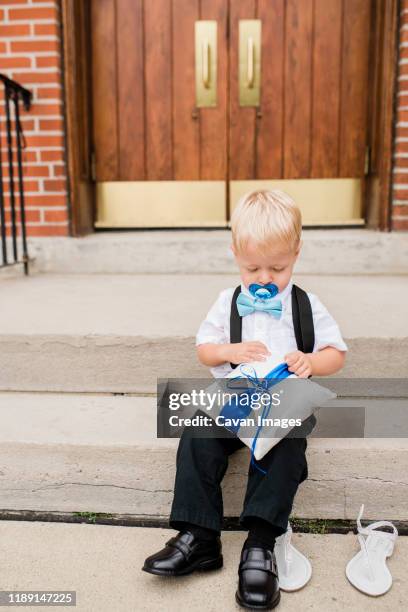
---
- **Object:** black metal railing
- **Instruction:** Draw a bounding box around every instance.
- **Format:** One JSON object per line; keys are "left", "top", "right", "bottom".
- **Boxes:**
{"left": 0, "top": 74, "right": 32, "bottom": 275}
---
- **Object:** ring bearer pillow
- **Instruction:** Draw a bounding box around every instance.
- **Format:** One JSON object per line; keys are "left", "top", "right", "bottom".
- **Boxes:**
{"left": 208, "top": 355, "right": 336, "bottom": 468}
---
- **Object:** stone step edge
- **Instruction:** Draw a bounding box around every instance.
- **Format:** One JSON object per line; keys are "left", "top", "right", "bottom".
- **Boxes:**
{"left": 1, "top": 509, "right": 408, "bottom": 535}
{"left": 1, "top": 441, "right": 407, "bottom": 520}
{"left": 1, "top": 333, "right": 406, "bottom": 342}
{"left": 25, "top": 230, "right": 408, "bottom": 275}
{"left": 1, "top": 336, "right": 407, "bottom": 392}
{"left": 0, "top": 389, "right": 406, "bottom": 398}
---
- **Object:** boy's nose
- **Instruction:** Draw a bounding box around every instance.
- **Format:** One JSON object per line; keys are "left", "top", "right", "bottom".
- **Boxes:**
{"left": 259, "top": 275, "right": 273, "bottom": 285}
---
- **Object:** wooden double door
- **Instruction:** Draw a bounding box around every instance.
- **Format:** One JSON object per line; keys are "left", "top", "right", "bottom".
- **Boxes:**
{"left": 90, "top": 0, "right": 373, "bottom": 228}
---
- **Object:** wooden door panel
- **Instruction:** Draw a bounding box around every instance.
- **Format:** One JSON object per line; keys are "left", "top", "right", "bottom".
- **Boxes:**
{"left": 91, "top": 0, "right": 118, "bottom": 180}
{"left": 173, "top": 0, "right": 200, "bottom": 180}
{"left": 311, "top": 0, "right": 342, "bottom": 178}
{"left": 229, "top": 0, "right": 372, "bottom": 180}
{"left": 229, "top": 0, "right": 256, "bottom": 180}
{"left": 91, "top": 0, "right": 227, "bottom": 182}
{"left": 256, "top": 0, "right": 285, "bottom": 179}
{"left": 283, "top": 0, "right": 313, "bottom": 178}
{"left": 117, "top": 0, "right": 145, "bottom": 180}
{"left": 339, "top": 0, "right": 372, "bottom": 177}
{"left": 200, "top": 0, "right": 228, "bottom": 180}
{"left": 144, "top": 0, "right": 173, "bottom": 179}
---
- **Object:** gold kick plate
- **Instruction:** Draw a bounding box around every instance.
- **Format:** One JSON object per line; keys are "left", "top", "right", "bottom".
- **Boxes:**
{"left": 195, "top": 21, "right": 217, "bottom": 107}
{"left": 94, "top": 179, "right": 364, "bottom": 228}
{"left": 239, "top": 20, "right": 261, "bottom": 107}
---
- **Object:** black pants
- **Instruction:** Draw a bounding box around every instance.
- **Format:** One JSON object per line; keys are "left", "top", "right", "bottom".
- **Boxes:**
{"left": 169, "top": 416, "right": 309, "bottom": 535}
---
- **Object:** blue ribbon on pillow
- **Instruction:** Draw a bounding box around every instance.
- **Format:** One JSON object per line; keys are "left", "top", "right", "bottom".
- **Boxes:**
{"left": 223, "top": 362, "right": 291, "bottom": 474}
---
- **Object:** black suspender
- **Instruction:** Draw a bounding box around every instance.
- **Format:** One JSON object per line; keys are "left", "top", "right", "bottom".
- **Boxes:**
{"left": 230, "top": 286, "right": 242, "bottom": 343}
{"left": 229, "top": 286, "right": 243, "bottom": 369}
{"left": 229, "top": 284, "right": 315, "bottom": 369}
{"left": 291, "top": 284, "right": 315, "bottom": 355}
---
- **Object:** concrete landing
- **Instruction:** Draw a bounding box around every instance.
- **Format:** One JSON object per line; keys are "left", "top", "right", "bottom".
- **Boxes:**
{"left": 0, "top": 521, "right": 406, "bottom": 611}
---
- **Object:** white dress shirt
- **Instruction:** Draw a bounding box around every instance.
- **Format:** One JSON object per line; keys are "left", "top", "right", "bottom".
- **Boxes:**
{"left": 196, "top": 280, "right": 348, "bottom": 378}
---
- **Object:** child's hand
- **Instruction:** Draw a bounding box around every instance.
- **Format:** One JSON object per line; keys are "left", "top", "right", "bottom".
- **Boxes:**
{"left": 222, "top": 342, "right": 271, "bottom": 365}
{"left": 285, "top": 350, "right": 312, "bottom": 378}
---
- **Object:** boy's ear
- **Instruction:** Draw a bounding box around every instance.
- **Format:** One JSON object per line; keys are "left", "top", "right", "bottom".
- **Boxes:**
{"left": 294, "top": 240, "right": 302, "bottom": 257}
{"left": 230, "top": 243, "right": 237, "bottom": 256}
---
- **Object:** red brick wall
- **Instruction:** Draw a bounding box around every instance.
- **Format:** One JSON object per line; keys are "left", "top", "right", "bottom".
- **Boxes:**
{"left": 0, "top": 0, "right": 69, "bottom": 237}
{"left": 393, "top": 1, "right": 408, "bottom": 230}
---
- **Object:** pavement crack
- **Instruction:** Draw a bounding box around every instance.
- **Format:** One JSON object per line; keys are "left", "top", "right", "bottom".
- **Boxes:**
{"left": 4, "top": 483, "right": 173, "bottom": 494}
{"left": 350, "top": 476, "right": 408, "bottom": 486}
{"left": 307, "top": 476, "right": 408, "bottom": 486}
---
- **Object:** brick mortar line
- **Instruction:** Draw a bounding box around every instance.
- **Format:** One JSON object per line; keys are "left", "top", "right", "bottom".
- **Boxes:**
{"left": 3, "top": 2, "right": 59, "bottom": 6}
{"left": 2, "top": 221, "right": 68, "bottom": 226}
{"left": 13, "top": 192, "right": 67, "bottom": 196}
{"left": 1, "top": 53, "right": 61, "bottom": 58}
{"left": 1, "top": 21, "right": 59, "bottom": 26}
{"left": 5, "top": 67, "right": 61, "bottom": 72}
{"left": 0, "top": 36, "right": 59, "bottom": 41}
{"left": 5, "top": 131, "right": 66, "bottom": 136}
{"left": 0, "top": 3, "right": 58, "bottom": 7}
{"left": 0, "top": 147, "right": 64, "bottom": 150}
{"left": 1, "top": 166, "right": 64, "bottom": 170}
{"left": 3, "top": 73, "right": 62, "bottom": 79}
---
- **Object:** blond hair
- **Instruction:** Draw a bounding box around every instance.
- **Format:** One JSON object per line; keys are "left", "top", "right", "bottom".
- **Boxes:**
{"left": 231, "top": 189, "right": 302, "bottom": 254}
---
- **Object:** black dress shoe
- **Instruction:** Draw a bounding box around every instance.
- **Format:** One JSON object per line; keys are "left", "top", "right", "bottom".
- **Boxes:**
{"left": 236, "top": 547, "right": 280, "bottom": 610}
{"left": 142, "top": 530, "right": 223, "bottom": 576}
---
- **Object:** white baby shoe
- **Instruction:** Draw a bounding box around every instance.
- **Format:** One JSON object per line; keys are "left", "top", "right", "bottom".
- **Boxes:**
{"left": 346, "top": 504, "right": 398, "bottom": 596}
{"left": 275, "top": 522, "right": 312, "bottom": 591}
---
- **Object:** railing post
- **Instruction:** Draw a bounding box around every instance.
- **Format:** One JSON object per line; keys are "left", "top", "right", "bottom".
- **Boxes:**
{"left": 4, "top": 84, "right": 18, "bottom": 263}
{"left": 0, "top": 110, "right": 7, "bottom": 266}
{"left": 13, "top": 89, "right": 29, "bottom": 275}
{"left": 0, "top": 74, "right": 32, "bottom": 275}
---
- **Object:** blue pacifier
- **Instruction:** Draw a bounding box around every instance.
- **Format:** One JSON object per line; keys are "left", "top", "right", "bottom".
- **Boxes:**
{"left": 248, "top": 283, "right": 279, "bottom": 300}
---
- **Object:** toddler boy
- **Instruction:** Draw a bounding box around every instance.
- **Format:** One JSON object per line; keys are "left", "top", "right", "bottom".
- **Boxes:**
{"left": 143, "top": 190, "right": 347, "bottom": 610}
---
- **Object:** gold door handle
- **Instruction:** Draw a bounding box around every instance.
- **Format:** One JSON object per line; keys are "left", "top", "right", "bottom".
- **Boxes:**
{"left": 195, "top": 21, "right": 217, "bottom": 107}
{"left": 239, "top": 20, "right": 261, "bottom": 106}
{"left": 247, "top": 36, "right": 254, "bottom": 88}
{"left": 202, "top": 39, "right": 210, "bottom": 88}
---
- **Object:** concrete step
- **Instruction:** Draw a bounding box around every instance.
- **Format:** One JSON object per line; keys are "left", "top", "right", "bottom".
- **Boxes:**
{"left": 1, "top": 392, "right": 408, "bottom": 521}
{"left": 0, "top": 274, "right": 407, "bottom": 393}
{"left": 26, "top": 229, "right": 408, "bottom": 274}
{"left": 0, "top": 521, "right": 407, "bottom": 611}
{"left": 0, "top": 521, "right": 408, "bottom": 612}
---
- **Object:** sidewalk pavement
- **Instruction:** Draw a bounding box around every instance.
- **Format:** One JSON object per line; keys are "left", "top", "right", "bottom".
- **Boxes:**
{"left": 0, "top": 521, "right": 406, "bottom": 611}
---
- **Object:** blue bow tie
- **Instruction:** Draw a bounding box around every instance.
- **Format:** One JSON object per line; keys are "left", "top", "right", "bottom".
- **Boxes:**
{"left": 236, "top": 283, "right": 282, "bottom": 318}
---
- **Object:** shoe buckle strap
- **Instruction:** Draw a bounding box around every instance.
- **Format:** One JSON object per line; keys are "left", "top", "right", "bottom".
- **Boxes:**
{"left": 165, "top": 537, "right": 192, "bottom": 559}
{"left": 239, "top": 559, "right": 276, "bottom": 575}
